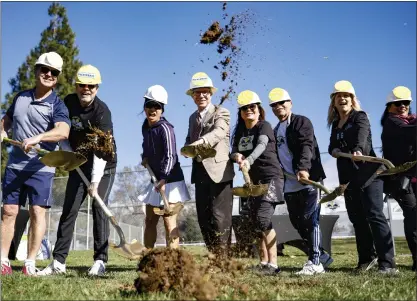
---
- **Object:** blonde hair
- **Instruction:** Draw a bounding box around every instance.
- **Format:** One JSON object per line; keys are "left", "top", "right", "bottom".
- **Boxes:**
{"left": 327, "top": 93, "right": 362, "bottom": 128}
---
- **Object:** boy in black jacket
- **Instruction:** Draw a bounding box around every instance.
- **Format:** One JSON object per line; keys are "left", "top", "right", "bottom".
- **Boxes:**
{"left": 269, "top": 88, "right": 333, "bottom": 275}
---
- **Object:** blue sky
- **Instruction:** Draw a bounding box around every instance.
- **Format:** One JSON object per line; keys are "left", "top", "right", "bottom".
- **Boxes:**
{"left": 2, "top": 1, "right": 416, "bottom": 187}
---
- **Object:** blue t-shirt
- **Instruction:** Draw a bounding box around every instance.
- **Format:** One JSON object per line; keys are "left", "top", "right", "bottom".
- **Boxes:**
{"left": 6, "top": 88, "right": 71, "bottom": 173}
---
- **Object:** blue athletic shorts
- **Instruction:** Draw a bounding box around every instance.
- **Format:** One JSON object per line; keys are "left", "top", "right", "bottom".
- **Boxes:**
{"left": 2, "top": 167, "right": 54, "bottom": 208}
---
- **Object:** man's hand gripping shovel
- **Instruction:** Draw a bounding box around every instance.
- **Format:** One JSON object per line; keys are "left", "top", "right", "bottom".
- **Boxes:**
{"left": 232, "top": 165, "right": 269, "bottom": 197}
{"left": 283, "top": 172, "right": 348, "bottom": 204}
{"left": 335, "top": 152, "right": 417, "bottom": 176}
{"left": 3, "top": 137, "right": 87, "bottom": 171}
{"left": 143, "top": 164, "right": 183, "bottom": 216}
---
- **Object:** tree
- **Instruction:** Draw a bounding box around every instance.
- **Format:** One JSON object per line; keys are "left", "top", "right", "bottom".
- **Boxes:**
{"left": 1, "top": 2, "right": 83, "bottom": 177}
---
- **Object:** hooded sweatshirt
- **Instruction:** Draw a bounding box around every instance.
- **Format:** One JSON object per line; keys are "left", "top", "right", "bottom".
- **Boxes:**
{"left": 142, "top": 117, "right": 184, "bottom": 183}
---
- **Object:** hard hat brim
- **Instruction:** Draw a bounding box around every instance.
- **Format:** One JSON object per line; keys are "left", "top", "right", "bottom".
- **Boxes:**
{"left": 35, "top": 63, "right": 62, "bottom": 72}
{"left": 186, "top": 87, "right": 217, "bottom": 96}
{"left": 386, "top": 98, "right": 413, "bottom": 105}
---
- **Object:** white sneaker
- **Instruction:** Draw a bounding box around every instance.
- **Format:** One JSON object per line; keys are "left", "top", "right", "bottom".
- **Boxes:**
{"left": 88, "top": 260, "right": 105, "bottom": 276}
{"left": 295, "top": 261, "right": 325, "bottom": 275}
{"left": 37, "top": 260, "right": 66, "bottom": 276}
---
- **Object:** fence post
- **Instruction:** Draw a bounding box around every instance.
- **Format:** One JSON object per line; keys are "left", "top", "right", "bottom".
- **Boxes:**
{"left": 128, "top": 225, "right": 131, "bottom": 243}
{"left": 385, "top": 195, "right": 396, "bottom": 256}
{"left": 47, "top": 208, "right": 51, "bottom": 242}
{"left": 86, "top": 195, "right": 91, "bottom": 250}
{"left": 73, "top": 219, "right": 77, "bottom": 250}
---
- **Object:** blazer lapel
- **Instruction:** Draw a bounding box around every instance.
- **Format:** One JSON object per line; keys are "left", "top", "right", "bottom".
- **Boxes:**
{"left": 201, "top": 104, "right": 216, "bottom": 127}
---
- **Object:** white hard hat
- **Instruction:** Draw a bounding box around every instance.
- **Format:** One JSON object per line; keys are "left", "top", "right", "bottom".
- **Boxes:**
{"left": 144, "top": 85, "right": 168, "bottom": 105}
{"left": 237, "top": 90, "right": 261, "bottom": 108}
{"left": 386, "top": 86, "right": 413, "bottom": 104}
{"left": 268, "top": 88, "right": 291, "bottom": 105}
{"left": 186, "top": 72, "right": 217, "bottom": 96}
{"left": 35, "top": 52, "right": 63, "bottom": 72}
{"left": 330, "top": 80, "right": 356, "bottom": 98}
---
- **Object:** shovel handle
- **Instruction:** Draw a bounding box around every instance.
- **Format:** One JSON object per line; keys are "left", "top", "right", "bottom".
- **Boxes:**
{"left": 335, "top": 152, "right": 395, "bottom": 168}
{"left": 283, "top": 172, "right": 331, "bottom": 194}
{"left": 241, "top": 166, "right": 252, "bottom": 185}
{"left": 144, "top": 164, "right": 172, "bottom": 213}
{"left": 3, "top": 137, "right": 49, "bottom": 156}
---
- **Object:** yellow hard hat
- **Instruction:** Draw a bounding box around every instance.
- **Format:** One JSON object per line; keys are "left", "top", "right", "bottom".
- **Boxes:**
{"left": 186, "top": 72, "right": 217, "bottom": 96}
{"left": 386, "top": 86, "right": 413, "bottom": 104}
{"left": 237, "top": 90, "right": 261, "bottom": 108}
{"left": 75, "top": 65, "right": 102, "bottom": 85}
{"left": 331, "top": 80, "right": 356, "bottom": 98}
{"left": 268, "top": 88, "right": 291, "bottom": 105}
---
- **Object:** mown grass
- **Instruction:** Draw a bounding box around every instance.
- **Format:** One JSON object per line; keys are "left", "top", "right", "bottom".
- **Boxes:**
{"left": 1, "top": 238, "right": 415, "bottom": 300}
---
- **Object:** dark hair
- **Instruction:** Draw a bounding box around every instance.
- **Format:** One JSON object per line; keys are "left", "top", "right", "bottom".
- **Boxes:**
{"left": 381, "top": 103, "right": 414, "bottom": 126}
{"left": 231, "top": 103, "right": 265, "bottom": 146}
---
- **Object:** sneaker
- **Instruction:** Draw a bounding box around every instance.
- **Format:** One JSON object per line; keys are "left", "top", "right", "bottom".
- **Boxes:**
{"left": 319, "top": 253, "right": 334, "bottom": 269}
{"left": 260, "top": 264, "right": 281, "bottom": 275}
{"left": 37, "top": 260, "right": 66, "bottom": 276}
{"left": 88, "top": 260, "right": 105, "bottom": 276}
{"left": 378, "top": 267, "right": 400, "bottom": 275}
{"left": 295, "top": 261, "right": 325, "bottom": 275}
{"left": 22, "top": 265, "right": 40, "bottom": 276}
{"left": 249, "top": 263, "right": 268, "bottom": 272}
{"left": 355, "top": 257, "right": 378, "bottom": 272}
{"left": 1, "top": 261, "right": 12, "bottom": 275}
{"left": 412, "top": 261, "right": 416, "bottom": 272}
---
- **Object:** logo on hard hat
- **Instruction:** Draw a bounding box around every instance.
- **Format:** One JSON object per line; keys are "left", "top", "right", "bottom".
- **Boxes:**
{"left": 78, "top": 72, "right": 96, "bottom": 79}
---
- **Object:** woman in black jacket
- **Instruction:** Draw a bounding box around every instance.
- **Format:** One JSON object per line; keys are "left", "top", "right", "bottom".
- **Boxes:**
{"left": 328, "top": 80, "right": 397, "bottom": 274}
{"left": 381, "top": 86, "right": 416, "bottom": 271}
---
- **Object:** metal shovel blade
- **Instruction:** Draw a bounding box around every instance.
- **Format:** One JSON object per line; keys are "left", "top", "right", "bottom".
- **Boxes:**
{"left": 110, "top": 241, "right": 147, "bottom": 260}
{"left": 319, "top": 183, "right": 349, "bottom": 204}
{"left": 232, "top": 183, "right": 269, "bottom": 197}
{"left": 377, "top": 160, "right": 417, "bottom": 176}
{"left": 181, "top": 144, "right": 217, "bottom": 160}
{"left": 153, "top": 203, "right": 184, "bottom": 216}
{"left": 40, "top": 151, "right": 87, "bottom": 171}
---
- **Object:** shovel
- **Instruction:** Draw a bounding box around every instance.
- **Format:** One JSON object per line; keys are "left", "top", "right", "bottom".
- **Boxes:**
{"left": 74, "top": 166, "right": 146, "bottom": 260}
{"left": 232, "top": 166, "right": 269, "bottom": 197}
{"left": 181, "top": 143, "right": 217, "bottom": 160}
{"left": 335, "top": 152, "right": 417, "bottom": 176}
{"left": 283, "top": 172, "right": 348, "bottom": 204}
{"left": 3, "top": 137, "right": 87, "bottom": 171}
{"left": 144, "top": 164, "right": 183, "bottom": 216}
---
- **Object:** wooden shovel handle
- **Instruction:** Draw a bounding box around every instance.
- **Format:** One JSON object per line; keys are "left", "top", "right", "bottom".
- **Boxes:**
{"left": 335, "top": 152, "right": 395, "bottom": 168}
{"left": 3, "top": 137, "right": 49, "bottom": 155}
{"left": 144, "top": 164, "right": 172, "bottom": 213}
{"left": 283, "top": 172, "right": 331, "bottom": 194}
{"left": 241, "top": 166, "right": 252, "bottom": 185}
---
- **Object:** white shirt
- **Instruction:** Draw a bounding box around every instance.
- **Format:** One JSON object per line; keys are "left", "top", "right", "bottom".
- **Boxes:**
{"left": 276, "top": 119, "right": 312, "bottom": 193}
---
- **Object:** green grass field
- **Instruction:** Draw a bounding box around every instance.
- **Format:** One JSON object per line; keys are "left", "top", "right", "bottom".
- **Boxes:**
{"left": 1, "top": 238, "right": 415, "bottom": 300}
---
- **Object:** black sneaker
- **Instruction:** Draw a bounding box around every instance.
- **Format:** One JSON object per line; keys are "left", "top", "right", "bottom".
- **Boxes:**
{"left": 378, "top": 267, "right": 399, "bottom": 275}
{"left": 249, "top": 263, "right": 268, "bottom": 272}
{"left": 412, "top": 262, "right": 416, "bottom": 272}
{"left": 355, "top": 258, "right": 378, "bottom": 272}
{"left": 260, "top": 264, "right": 281, "bottom": 275}
{"left": 320, "top": 253, "right": 334, "bottom": 268}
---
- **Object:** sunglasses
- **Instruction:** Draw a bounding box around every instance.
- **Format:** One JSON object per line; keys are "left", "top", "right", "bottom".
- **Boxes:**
{"left": 40, "top": 66, "right": 60, "bottom": 77}
{"left": 392, "top": 100, "right": 411, "bottom": 107}
{"left": 241, "top": 104, "right": 257, "bottom": 111}
{"left": 78, "top": 84, "right": 97, "bottom": 89}
{"left": 145, "top": 102, "right": 162, "bottom": 110}
{"left": 270, "top": 100, "right": 289, "bottom": 108}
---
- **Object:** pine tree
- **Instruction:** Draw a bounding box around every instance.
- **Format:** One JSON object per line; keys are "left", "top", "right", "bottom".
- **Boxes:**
{"left": 1, "top": 3, "right": 82, "bottom": 177}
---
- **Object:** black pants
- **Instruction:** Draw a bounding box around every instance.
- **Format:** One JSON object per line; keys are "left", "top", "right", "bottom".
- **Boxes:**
{"left": 389, "top": 179, "right": 416, "bottom": 266}
{"left": 194, "top": 163, "right": 233, "bottom": 253}
{"left": 53, "top": 168, "right": 116, "bottom": 264}
{"left": 285, "top": 188, "right": 325, "bottom": 265}
{"left": 344, "top": 178, "right": 396, "bottom": 268}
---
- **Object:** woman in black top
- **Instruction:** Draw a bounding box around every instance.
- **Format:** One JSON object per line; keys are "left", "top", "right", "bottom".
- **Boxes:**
{"left": 231, "top": 90, "right": 284, "bottom": 275}
{"left": 328, "top": 80, "right": 397, "bottom": 274}
{"left": 381, "top": 86, "right": 416, "bottom": 271}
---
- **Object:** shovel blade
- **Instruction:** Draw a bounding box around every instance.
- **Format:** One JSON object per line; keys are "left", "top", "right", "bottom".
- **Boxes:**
{"left": 378, "top": 161, "right": 417, "bottom": 176}
{"left": 110, "top": 241, "right": 147, "bottom": 260}
{"left": 181, "top": 145, "right": 216, "bottom": 160}
{"left": 319, "top": 184, "right": 349, "bottom": 204}
{"left": 153, "top": 203, "right": 184, "bottom": 216}
{"left": 232, "top": 184, "right": 269, "bottom": 197}
{"left": 40, "top": 151, "right": 87, "bottom": 171}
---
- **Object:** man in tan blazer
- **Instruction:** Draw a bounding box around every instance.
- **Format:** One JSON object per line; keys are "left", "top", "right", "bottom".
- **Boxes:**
{"left": 182, "top": 72, "right": 234, "bottom": 257}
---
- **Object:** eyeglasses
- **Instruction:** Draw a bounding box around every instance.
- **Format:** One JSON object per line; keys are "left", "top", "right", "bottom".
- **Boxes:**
{"left": 40, "top": 66, "right": 60, "bottom": 77}
{"left": 78, "top": 84, "right": 97, "bottom": 90}
{"left": 193, "top": 90, "right": 211, "bottom": 96}
{"left": 241, "top": 104, "right": 257, "bottom": 111}
{"left": 270, "top": 100, "right": 289, "bottom": 108}
{"left": 145, "top": 102, "right": 162, "bottom": 110}
{"left": 392, "top": 100, "right": 411, "bottom": 107}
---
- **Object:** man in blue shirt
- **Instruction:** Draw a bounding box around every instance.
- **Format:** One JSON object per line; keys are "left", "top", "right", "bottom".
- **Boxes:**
{"left": 1, "top": 52, "right": 70, "bottom": 276}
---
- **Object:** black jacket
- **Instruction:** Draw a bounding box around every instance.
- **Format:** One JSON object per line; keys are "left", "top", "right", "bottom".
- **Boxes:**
{"left": 329, "top": 110, "right": 381, "bottom": 187}
{"left": 381, "top": 113, "right": 416, "bottom": 178}
{"left": 274, "top": 114, "right": 326, "bottom": 182}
